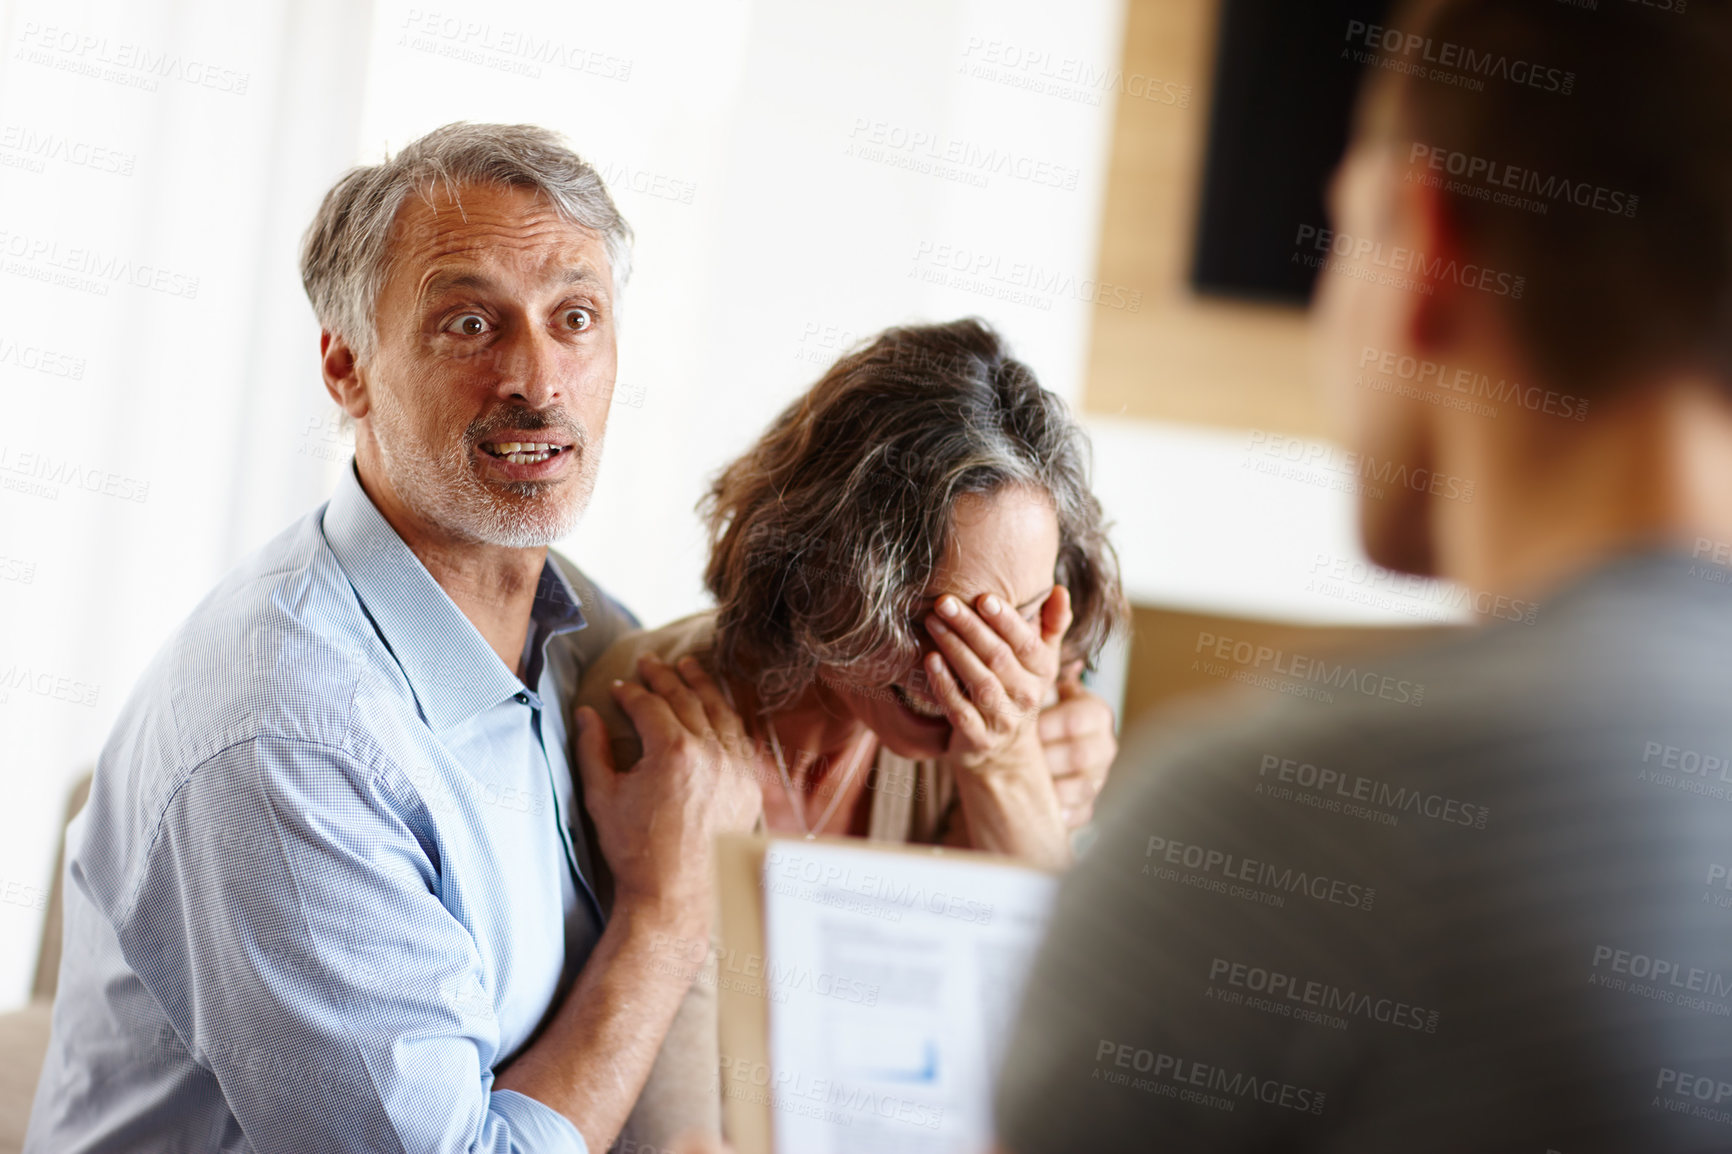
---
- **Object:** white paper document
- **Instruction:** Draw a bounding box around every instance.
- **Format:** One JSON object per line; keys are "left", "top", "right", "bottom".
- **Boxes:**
{"left": 760, "top": 840, "right": 1060, "bottom": 1154}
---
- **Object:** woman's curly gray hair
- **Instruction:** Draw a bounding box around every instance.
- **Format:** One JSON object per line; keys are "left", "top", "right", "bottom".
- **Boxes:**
{"left": 702, "top": 318, "right": 1128, "bottom": 713}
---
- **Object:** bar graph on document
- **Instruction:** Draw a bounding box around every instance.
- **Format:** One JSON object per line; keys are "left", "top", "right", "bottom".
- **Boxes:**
{"left": 760, "top": 841, "right": 1060, "bottom": 1153}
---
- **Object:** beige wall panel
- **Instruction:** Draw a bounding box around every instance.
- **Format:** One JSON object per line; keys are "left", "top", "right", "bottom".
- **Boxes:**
{"left": 1085, "top": 0, "right": 1326, "bottom": 438}
{"left": 1120, "top": 604, "right": 1453, "bottom": 736}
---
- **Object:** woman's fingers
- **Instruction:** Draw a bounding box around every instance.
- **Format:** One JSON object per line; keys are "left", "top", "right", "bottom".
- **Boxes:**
{"left": 919, "top": 586, "right": 1076, "bottom": 758}
{"left": 978, "top": 589, "right": 1057, "bottom": 675}
{"left": 934, "top": 594, "right": 1045, "bottom": 699}
{"left": 1038, "top": 684, "right": 1117, "bottom": 772}
{"left": 926, "top": 611, "right": 1014, "bottom": 719}
{"left": 925, "top": 650, "right": 990, "bottom": 747}
{"left": 926, "top": 592, "right": 1059, "bottom": 713}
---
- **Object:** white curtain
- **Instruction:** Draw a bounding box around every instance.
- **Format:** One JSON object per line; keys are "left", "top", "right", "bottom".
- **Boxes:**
{"left": 0, "top": 0, "right": 375, "bottom": 1004}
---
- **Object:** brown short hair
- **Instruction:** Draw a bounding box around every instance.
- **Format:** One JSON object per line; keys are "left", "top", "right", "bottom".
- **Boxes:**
{"left": 702, "top": 319, "right": 1127, "bottom": 713}
{"left": 1360, "top": 0, "right": 1732, "bottom": 394}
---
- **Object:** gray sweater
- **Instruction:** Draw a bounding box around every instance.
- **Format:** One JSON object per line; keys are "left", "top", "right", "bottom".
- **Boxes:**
{"left": 997, "top": 550, "right": 1732, "bottom": 1153}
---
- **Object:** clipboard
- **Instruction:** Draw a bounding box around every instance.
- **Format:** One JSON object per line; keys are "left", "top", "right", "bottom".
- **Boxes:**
{"left": 712, "top": 833, "right": 1059, "bottom": 1154}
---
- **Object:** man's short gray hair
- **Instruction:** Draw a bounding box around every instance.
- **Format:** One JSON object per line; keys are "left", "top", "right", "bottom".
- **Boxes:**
{"left": 299, "top": 121, "right": 633, "bottom": 364}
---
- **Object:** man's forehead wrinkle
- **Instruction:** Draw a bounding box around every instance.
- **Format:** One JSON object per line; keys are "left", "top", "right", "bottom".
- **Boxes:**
{"left": 414, "top": 226, "right": 586, "bottom": 266}
{"left": 406, "top": 230, "right": 606, "bottom": 304}
{"left": 411, "top": 258, "right": 604, "bottom": 304}
{"left": 402, "top": 209, "right": 580, "bottom": 256}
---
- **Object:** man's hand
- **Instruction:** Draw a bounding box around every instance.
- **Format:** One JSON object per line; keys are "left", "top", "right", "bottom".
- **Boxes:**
{"left": 1039, "top": 662, "right": 1117, "bottom": 829}
{"left": 499, "top": 654, "right": 763, "bottom": 1150}
{"left": 575, "top": 653, "right": 762, "bottom": 929}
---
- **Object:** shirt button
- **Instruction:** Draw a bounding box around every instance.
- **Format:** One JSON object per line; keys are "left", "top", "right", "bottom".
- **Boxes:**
{"left": 514, "top": 691, "right": 530, "bottom": 705}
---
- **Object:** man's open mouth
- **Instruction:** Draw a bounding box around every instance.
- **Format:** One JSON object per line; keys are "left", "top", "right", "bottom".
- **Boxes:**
{"left": 481, "top": 442, "right": 569, "bottom": 465}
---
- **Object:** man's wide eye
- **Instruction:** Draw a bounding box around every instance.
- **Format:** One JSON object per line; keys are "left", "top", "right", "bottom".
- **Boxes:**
{"left": 564, "top": 307, "right": 593, "bottom": 332}
{"left": 448, "top": 314, "right": 487, "bottom": 336}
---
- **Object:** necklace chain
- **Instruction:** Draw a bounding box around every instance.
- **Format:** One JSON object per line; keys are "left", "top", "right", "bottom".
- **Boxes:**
{"left": 767, "top": 719, "right": 872, "bottom": 839}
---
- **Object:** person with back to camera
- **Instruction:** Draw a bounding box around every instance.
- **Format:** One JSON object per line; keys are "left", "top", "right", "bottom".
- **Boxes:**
{"left": 994, "top": 1, "right": 1732, "bottom": 1151}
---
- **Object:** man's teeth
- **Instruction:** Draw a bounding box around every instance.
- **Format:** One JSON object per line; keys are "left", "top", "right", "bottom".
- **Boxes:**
{"left": 485, "top": 442, "right": 561, "bottom": 464}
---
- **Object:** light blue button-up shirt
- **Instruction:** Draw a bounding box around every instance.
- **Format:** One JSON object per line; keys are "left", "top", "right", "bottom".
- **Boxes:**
{"left": 26, "top": 463, "right": 633, "bottom": 1153}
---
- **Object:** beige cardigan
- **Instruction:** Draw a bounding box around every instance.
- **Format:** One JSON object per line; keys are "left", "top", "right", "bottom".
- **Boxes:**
{"left": 571, "top": 612, "right": 959, "bottom": 1149}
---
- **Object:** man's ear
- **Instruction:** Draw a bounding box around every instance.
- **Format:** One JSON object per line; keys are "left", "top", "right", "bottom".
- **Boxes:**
{"left": 320, "top": 331, "right": 369, "bottom": 421}
{"left": 1402, "top": 173, "right": 1470, "bottom": 357}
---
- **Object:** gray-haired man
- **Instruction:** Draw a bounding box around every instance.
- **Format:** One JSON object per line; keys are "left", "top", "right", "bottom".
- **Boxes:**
{"left": 26, "top": 123, "right": 758, "bottom": 1154}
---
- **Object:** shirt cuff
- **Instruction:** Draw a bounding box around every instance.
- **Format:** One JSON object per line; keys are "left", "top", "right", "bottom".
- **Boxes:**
{"left": 490, "top": 1089, "right": 589, "bottom": 1154}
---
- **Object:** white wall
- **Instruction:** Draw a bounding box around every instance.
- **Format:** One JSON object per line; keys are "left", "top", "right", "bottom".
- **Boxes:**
{"left": 0, "top": 0, "right": 1126, "bottom": 1007}
{"left": 0, "top": 0, "right": 374, "bottom": 1007}
{"left": 1086, "top": 416, "right": 1478, "bottom": 627}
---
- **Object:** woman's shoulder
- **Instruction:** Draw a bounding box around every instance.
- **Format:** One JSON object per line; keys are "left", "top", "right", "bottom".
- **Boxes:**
{"left": 579, "top": 611, "right": 719, "bottom": 689}
{"left": 572, "top": 611, "right": 720, "bottom": 765}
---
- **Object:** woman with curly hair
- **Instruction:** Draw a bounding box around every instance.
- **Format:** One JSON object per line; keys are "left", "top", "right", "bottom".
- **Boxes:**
{"left": 573, "top": 317, "right": 1128, "bottom": 1148}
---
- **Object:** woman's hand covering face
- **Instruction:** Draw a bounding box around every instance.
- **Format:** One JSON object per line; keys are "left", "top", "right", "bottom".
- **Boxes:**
{"left": 921, "top": 584, "right": 1072, "bottom": 766}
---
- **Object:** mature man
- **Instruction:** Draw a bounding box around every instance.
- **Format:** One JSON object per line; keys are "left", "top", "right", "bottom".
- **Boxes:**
{"left": 23, "top": 123, "right": 760, "bottom": 1154}
{"left": 998, "top": 1, "right": 1732, "bottom": 1151}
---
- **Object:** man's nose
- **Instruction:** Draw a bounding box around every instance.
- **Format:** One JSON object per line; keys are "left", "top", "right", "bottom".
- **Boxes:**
{"left": 490, "top": 325, "right": 564, "bottom": 409}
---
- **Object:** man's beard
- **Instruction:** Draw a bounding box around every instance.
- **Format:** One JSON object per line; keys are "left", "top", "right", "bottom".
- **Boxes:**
{"left": 369, "top": 392, "right": 600, "bottom": 548}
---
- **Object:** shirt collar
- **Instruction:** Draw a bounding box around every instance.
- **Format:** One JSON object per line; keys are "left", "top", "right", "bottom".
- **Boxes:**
{"left": 520, "top": 557, "right": 589, "bottom": 692}
{"left": 321, "top": 461, "right": 588, "bottom": 732}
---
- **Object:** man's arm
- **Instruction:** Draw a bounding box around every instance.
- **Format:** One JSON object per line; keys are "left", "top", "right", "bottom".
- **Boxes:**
{"left": 493, "top": 899, "right": 702, "bottom": 1142}
{"left": 117, "top": 738, "right": 586, "bottom": 1153}
{"left": 496, "top": 653, "right": 760, "bottom": 1146}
